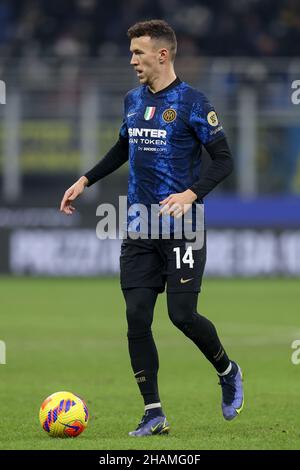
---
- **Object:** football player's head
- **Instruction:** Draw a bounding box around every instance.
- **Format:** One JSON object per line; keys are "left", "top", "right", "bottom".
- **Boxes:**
{"left": 128, "top": 19, "right": 177, "bottom": 85}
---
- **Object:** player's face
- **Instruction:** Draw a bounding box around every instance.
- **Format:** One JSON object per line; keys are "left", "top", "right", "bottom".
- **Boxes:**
{"left": 130, "top": 36, "right": 161, "bottom": 85}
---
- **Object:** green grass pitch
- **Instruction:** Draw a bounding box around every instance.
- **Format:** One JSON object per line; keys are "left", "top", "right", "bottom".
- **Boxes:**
{"left": 0, "top": 277, "right": 299, "bottom": 450}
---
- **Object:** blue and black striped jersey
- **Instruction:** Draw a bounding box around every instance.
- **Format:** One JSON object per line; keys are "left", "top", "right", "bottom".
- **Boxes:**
{"left": 120, "top": 77, "right": 225, "bottom": 212}
{"left": 85, "top": 77, "right": 232, "bottom": 235}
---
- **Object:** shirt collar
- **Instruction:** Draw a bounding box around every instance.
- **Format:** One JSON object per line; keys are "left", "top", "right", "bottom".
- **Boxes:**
{"left": 147, "top": 77, "right": 181, "bottom": 96}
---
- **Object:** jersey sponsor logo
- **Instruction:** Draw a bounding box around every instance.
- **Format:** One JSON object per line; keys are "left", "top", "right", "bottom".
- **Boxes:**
{"left": 162, "top": 108, "right": 177, "bottom": 122}
{"left": 128, "top": 127, "right": 167, "bottom": 150}
{"left": 144, "top": 106, "right": 156, "bottom": 120}
{"left": 207, "top": 111, "right": 219, "bottom": 127}
{"left": 128, "top": 128, "right": 167, "bottom": 138}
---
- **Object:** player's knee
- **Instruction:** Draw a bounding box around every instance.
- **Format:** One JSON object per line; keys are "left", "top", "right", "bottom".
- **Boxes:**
{"left": 126, "top": 299, "right": 153, "bottom": 336}
{"left": 168, "top": 304, "right": 192, "bottom": 330}
{"left": 126, "top": 298, "right": 149, "bottom": 320}
{"left": 171, "top": 315, "right": 193, "bottom": 334}
{"left": 167, "top": 293, "right": 198, "bottom": 334}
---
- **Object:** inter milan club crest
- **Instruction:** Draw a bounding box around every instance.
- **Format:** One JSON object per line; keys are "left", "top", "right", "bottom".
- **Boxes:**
{"left": 144, "top": 106, "right": 156, "bottom": 120}
{"left": 162, "top": 108, "right": 177, "bottom": 122}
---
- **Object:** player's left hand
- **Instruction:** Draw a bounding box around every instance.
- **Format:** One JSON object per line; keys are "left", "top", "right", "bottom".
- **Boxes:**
{"left": 159, "top": 189, "right": 197, "bottom": 218}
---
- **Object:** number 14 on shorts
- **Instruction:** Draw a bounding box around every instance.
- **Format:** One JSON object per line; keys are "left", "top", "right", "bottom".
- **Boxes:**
{"left": 173, "top": 246, "right": 194, "bottom": 269}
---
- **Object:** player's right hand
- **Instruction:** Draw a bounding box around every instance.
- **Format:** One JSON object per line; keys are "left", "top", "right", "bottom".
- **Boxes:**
{"left": 60, "top": 176, "right": 88, "bottom": 215}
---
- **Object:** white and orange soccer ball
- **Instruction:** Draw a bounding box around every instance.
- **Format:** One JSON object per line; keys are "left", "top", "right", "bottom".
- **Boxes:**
{"left": 39, "top": 391, "right": 89, "bottom": 437}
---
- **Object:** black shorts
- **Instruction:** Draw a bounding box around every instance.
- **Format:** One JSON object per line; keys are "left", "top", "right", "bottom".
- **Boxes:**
{"left": 120, "top": 233, "right": 206, "bottom": 293}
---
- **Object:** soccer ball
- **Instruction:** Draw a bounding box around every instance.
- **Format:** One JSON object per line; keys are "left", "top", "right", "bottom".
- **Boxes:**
{"left": 39, "top": 391, "right": 89, "bottom": 438}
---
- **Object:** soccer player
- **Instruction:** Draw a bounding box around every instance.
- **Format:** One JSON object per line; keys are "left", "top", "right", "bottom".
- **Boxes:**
{"left": 60, "top": 19, "right": 244, "bottom": 437}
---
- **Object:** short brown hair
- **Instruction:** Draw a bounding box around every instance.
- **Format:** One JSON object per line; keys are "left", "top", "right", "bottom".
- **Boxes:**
{"left": 127, "top": 19, "right": 177, "bottom": 62}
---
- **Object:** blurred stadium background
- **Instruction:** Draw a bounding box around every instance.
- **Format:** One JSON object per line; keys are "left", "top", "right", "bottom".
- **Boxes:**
{"left": 0, "top": 0, "right": 300, "bottom": 276}
{"left": 1, "top": 0, "right": 300, "bottom": 451}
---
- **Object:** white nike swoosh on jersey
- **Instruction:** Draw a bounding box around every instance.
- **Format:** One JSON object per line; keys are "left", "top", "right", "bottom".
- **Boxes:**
{"left": 180, "top": 278, "right": 193, "bottom": 284}
{"left": 134, "top": 369, "right": 145, "bottom": 376}
{"left": 127, "top": 112, "right": 137, "bottom": 117}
